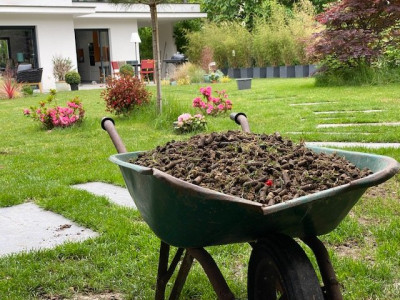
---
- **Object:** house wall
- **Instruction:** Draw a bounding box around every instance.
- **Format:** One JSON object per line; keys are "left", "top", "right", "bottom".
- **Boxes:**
{"left": 0, "top": 14, "right": 77, "bottom": 91}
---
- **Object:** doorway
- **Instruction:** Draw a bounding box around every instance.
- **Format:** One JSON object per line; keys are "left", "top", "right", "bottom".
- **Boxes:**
{"left": 75, "top": 29, "right": 110, "bottom": 83}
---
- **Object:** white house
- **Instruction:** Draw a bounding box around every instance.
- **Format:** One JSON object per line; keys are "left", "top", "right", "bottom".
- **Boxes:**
{"left": 0, "top": 0, "right": 206, "bottom": 91}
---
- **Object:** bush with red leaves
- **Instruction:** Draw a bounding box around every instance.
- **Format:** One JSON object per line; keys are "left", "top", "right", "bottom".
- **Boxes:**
{"left": 308, "top": 0, "right": 400, "bottom": 67}
{"left": 101, "top": 76, "right": 151, "bottom": 116}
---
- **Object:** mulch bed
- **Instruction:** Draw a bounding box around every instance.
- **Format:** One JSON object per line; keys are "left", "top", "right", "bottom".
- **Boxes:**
{"left": 131, "top": 131, "right": 372, "bottom": 206}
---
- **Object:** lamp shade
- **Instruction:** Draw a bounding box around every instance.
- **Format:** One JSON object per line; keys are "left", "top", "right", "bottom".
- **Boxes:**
{"left": 130, "top": 32, "right": 141, "bottom": 43}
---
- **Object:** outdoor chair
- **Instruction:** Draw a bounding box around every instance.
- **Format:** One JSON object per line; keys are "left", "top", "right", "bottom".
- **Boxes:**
{"left": 140, "top": 59, "right": 155, "bottom": 83}
{"left": 16, "top": 68, "right": 43, "bottom": 93}
{"left": 111, "top": 61, "right": 120, "bottom": 78}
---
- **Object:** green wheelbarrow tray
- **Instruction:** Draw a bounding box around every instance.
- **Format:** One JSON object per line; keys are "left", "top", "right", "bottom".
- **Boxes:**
{"left": 110, "top": 146, "right": 399, "bottom": 249}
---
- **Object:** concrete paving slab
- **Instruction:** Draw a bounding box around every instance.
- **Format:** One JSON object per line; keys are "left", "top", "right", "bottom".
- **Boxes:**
{"left": 306, "top": 142, "right": 400, "bottom": 149}
{"left": 317, "top": 122, "right": 400, "bottom": 128}
{"left": 0, "top": 203, "right": 98, "bottom": 257}
{"left": 71, "top": 182, "right": 136, "bottom": 209}
{"left": 287, "top": 131, "right": 373, "bottom": 135}
{"left": 314, "top": 110, "right": 383, "bottom": 114}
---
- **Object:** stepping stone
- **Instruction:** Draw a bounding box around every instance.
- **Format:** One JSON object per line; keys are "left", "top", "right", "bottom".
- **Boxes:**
{"left": 306, "top": 142, "right": 400, "bottom": 149}
{"left": 287, "top": 132, "right": 372, "bottom": 135}
{"left": 317, "top": 122, "right": 400, "bottom": 128}
{"left": 72, "top": 182, "right": 136, "bottom": 209}
{"left": 314, "top": 110, "right": 383, "bottom": 114}
{"left": 289, "top": 102, "right": 338, "bottom": 106}
{"left": 0, "top": 203, "right": 98, "bottom": 257}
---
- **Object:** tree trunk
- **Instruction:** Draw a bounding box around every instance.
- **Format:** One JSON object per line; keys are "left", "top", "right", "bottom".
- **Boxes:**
{"left": 150, "top": 2, "right": 162, "bottom": 115}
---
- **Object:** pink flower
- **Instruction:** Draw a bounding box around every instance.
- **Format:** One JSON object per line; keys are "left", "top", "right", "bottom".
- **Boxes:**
{"left": 178, "top": 113, "right": 192, "bottom": 122}
{"left": 217, "top": 104, "right": 224, "bottom": 110}
{"left": 23, "top": 109, "right": 30, "bottom": 115}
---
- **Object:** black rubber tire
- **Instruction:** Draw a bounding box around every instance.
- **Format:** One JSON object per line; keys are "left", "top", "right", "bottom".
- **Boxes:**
{"left": 248, "top": 234, "right": 324, "bottom": 300}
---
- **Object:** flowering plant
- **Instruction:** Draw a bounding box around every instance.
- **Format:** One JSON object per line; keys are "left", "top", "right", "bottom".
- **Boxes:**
{"left": 23, "top": 89, "right": 85, "bottom": 129}
{"left": 192, "top": 86, "right": 232, "bottom": 116}
{"left": 174, "top": 113, "right": 207, "bottom": 134}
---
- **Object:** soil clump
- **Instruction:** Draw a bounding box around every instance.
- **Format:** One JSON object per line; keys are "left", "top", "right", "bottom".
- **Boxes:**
{"left": 131, "top": 131, "right": 372, "bottom": 206}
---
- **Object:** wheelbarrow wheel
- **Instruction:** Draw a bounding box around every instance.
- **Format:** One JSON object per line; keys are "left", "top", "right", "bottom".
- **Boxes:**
{"left": 248, "top": 234, "right": 324, "bottom": 300}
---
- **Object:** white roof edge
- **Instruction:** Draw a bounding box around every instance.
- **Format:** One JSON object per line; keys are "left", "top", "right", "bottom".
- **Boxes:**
{"left": 76, "top": 12, "right": 207, "bottom": 20}
{"left": 0, "top": 6, "right": 95, "bottom": 15}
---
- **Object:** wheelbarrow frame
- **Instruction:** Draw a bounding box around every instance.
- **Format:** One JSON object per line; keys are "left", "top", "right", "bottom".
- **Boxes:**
{"left": 101, "top": 114, "right": 399, "bottom": 300}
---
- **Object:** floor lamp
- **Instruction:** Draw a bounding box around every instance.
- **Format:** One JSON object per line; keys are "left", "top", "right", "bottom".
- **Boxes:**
{"left": 130, "top": 32, "right": 141, "bottom": 77}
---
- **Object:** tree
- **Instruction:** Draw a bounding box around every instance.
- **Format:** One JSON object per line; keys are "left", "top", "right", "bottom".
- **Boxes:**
{"left": 111, "top": 0, "right": 176, "bottom": 114}
{"left": 308, "top": 0, "right": 400, "bottom": 68}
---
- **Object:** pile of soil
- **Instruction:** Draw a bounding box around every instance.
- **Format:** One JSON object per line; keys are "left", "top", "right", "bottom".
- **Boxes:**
{"left": 131, "top": 131, "right": 372, "bottom": 206}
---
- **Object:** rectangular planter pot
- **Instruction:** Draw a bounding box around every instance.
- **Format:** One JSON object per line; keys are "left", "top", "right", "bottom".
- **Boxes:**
{"left": 279, "top": 66, "right": 287, "bottom": 78}
{"left": 295, "top": 65, "right": 309, "bottom": 78}
{"left": 260, "top": 67, "right": 267, "bottom": 78}
{"left": 236, "top": 78, "right": 252, "bottom": 90}
{"left": 253, "top": 67, "right": 261, "bottom": 78}
{"left": 266, "top": 67, "right": 274, "bottom": 78}
{"left": 287, "top": 66, "right": 295, "bottom": 78}
{"left": 233, "top": 68, "right": 241, "bottom": 78}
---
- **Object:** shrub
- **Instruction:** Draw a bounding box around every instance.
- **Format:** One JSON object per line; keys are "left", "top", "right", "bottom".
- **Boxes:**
{"left": 120, "top": 64, "right": 134, "bottom": 77}
{"left": 101, "top": 76, "right": 151, "bottom": 116}
{"left": 52, "top": 56, "right": 73, "bottom": 81}
{"left": 23, "top": 90, "right": 85, "bottom": 129}
{"left": 173, "top": 113, "right": 207, "bottom": 134}
{"left": 22, "top": 85, "right": 34, "bottom": 96}
{"left": 192, "top": 86, "right": 232, "bottom": 116}
{"left": 308, "top": 0, "right": 400, "bottom": 69}
{"left": 65, "top": 71, "right": 81, "bottom": 85}
{"left": 171, "top": 62, "right": 204, "bottom": 84}
{"left": 0, "top": 76, "right": 22, "bottom": 99}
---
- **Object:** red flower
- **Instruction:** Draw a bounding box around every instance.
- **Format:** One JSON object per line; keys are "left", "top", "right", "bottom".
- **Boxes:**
{"left": 265, "top": 179, "right": 273, "bottom": 186}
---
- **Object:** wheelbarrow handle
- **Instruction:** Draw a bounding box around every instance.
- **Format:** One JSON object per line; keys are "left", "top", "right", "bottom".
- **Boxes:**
{"left": 230, "top": 112, "right": 250, "bottom": 133}
{"left": 101, "top": 117, "right": 127, "bottom": 154}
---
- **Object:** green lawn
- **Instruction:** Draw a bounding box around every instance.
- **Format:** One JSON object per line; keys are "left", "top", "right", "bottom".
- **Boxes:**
{"left": 1, "top": 78, "right": 400, "bottom": 299}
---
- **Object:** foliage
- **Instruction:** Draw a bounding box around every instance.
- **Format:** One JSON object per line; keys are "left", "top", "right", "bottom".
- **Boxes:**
{"left": 101, "top": 76, "right": 151, "bottom": 116}
{"left": 119, "top": 64, "right": 134, "bottom": 77}
{"left": 65, "top": 71, "right": 81, "bottom": 85}
{"left": 308, "top": 0, "right": 400, "bottom": 69}
{"left": 186, "top": 22, "right": 253, "bottom": 69}
{"left": 0, "top": 76, "right": 22, "bottom": 99}
{"left": 201, "top": 0, "right": 327, "bottom": 30}
{"left": 52, "top": 56, "right": 73, "bottom": 81}
{"left": 173, "top": 19, "right": 203, "bottom": 54}
{"left": 23, "top": 90, "right": 85, "bottom": 129}
{"left": 315, "top": 65, "right": 400, "bottom": 86}
{"left": 220, "top": 75, "right": 232, "bottom": 83}
{"left": 138, "top": 27, "right": 153, "bottom": 59}
{"left": 177, "top": 76, "right": 191, "bottom": 86}
{"left": 171, "top": 62, "right": 204, "bottom": 84}
{"left": 186, "top": 1, "right": 315, "bottom": 68}
{"left": 209, "top": 70, "right": 224, "bottom": 82}
{"left": 192, "top": 86, "right": 232, "bottom": 116}
{"left": 252, "top": 0, "right": 315, "bottom": 66}
{"left": 21, "top": 84, "right": 34, "bottom": 96}
{"left": 173, "top": 113, "right": 207, "bottom": 134}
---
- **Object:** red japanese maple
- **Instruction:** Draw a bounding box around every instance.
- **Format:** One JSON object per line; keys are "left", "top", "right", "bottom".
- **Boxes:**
{"left": 308, "top": 0, "right": 400, "bottom": 65}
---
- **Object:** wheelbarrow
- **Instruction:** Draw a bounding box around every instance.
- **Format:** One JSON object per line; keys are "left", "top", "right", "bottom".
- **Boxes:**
{"left": 101, "top": 113, "right": 399, "bottom": 300}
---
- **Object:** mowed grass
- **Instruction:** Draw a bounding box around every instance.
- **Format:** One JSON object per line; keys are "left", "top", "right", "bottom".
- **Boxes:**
{"left": 0, "top": 78, "right": 400, "bottom": 299}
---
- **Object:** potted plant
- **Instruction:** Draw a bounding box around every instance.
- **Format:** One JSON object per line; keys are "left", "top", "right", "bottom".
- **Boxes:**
{"left": 52, "top": 55, "right": 73, "bottom": 91}
{"left": 65, "top": 71, "right": 81, "bottom": 91}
